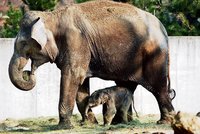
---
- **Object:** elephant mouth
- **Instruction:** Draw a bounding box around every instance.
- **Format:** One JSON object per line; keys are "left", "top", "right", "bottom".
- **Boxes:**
{"left": 88, "top": 102, "right": 98, "bottom": 108}
{"left": 23, "top": 70, "right": 33, "bottom": 81}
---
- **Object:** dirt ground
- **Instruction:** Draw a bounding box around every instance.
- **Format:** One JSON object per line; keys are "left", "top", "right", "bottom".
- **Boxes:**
{"left": 0, "top": 114, "right": 174, "bottom": 134}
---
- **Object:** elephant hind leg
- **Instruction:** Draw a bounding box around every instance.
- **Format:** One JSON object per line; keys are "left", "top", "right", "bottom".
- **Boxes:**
{"left": 127, "top": 105, "right": 133, "bottom": 122}
{"left": 153, "top": 86, "right": 175, "bottom": 124}
{"left": 121, "top": 110, "right": 128, "bottom": 124}
{"left": 141, "top": 75, "right": 175, "bottom": 124}
{"left": 115, "top": 81, "right": 138, "bottom": 123}
{"left": 142, "top": 49, "right": 175, "bottom": 124}
{"left": 144, "top": 78, "right": 175, "bottom": 124}
{"left": 111, "top": 112, "right": 121, "bottom": 125}
{"left": 111, "top": 110, "right": 128, "bottom": 124}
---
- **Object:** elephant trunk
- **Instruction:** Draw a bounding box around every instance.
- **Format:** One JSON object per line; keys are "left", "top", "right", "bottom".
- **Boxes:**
{"left": 84, "top": 104, "right": 90, "bottom": 120}
{"left": 9, "top": 54, "right": 36, "bottom": 91}
{"left": 85, "top": 104, "right": 90, "bottom": 115}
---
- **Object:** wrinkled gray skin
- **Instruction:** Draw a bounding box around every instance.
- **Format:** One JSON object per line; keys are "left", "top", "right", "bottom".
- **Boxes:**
{"left": 85, "top": 86, "right": 136, "bottom": 125}
{"left": 8, "top": 1, "right": 175, "bottom": 128}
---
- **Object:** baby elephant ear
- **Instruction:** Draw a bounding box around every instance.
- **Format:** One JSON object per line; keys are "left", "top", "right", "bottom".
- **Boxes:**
{"left": 102, "top": 92, "right": 110, "bottom": 103}
{"left": 31, "top": 17, "right": 47, "bottom": 49}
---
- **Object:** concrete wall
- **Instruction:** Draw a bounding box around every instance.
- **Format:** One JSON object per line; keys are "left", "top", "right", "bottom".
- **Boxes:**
{"left": 0, "top": 37, "right": 200, "bottom": 120}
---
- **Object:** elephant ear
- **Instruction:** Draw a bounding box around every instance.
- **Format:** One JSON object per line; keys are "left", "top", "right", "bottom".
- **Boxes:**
{"left": 31, "top": 17, "right": 47, "bottom": 49}
{"left": 102, "top": 92, "right": 110, "bottom": 103}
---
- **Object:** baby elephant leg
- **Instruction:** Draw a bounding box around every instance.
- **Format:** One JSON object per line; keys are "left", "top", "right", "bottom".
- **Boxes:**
{"left": 127, "top": 105, "right": 133, "bottom": 122}
{"left": 119, "top": 101, "right": 133, "bottom": 124}
{"left": 104, "top": 113, "right": 115, "bottom": 125}
{"left": 103, "top": 103, "right": 116, "bottom": 125}
{"left": 121, "top": 110, "right": 128, "bottom": 123}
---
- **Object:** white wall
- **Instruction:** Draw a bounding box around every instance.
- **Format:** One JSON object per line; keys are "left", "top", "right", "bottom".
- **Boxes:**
{"left": 0, "top": 37, "right": 200, "bottom": 120}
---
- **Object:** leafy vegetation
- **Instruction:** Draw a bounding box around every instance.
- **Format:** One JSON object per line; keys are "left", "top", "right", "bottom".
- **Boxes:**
{"left": 76, "top": 0, "right": 90, "bottom": 3}
{"left": 22, "top": 0, "right": 58, "bottom": 11}
{"left": 0, "top": 0, "right": 58, "bottom": 38}
{"left": 0, "top": 6, "right": 22, "bottom": 38}
{"left": 131, "top": 0, "right": 200, "bottom": 36}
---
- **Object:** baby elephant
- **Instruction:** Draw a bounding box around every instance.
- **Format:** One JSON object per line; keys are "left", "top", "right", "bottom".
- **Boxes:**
{"left": 85, "top": 86, "right": 135, "bottom": 125}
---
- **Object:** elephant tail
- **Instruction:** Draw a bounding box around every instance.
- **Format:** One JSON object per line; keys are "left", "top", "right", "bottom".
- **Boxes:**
{"left": 167, "top": 74, "right": 171, "bottom": 93}
{"left": 167, "top": 39, "right": 171, "bottom": 92}
{"left": 132, "top": 101, "right": 139, "bottom": 118}
{"left": 167, "top": 47, "right": 176, "bottom": 100}
{"left": 168, "top": 73, "right": 176, "bottom": 100}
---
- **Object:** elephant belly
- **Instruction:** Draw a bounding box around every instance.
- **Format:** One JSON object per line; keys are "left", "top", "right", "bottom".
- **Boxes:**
{"left": 88, "top": 56, "right": 143, "bottom": 82}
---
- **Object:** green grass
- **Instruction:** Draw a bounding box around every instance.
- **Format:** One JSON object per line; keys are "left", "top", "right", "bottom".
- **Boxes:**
{"left": 0, "top": 114, "right": 173, "bottom": 134}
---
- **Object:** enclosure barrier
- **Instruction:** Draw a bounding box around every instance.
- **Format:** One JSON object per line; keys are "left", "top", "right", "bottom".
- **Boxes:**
{"left": 0, "top": 37, "right": 200, "bottom": 120}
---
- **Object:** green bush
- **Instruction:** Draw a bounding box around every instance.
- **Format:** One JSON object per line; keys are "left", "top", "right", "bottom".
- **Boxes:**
{"left": 76, "top": 0, "right": 89, "bottom": 3}
{"left": 132, "top": 0, "right": 200, "bottom": 36}
{"left": 22, "top": 0, "right": 58, "bottom": 11}
{"left": 0, "top": 6, "right": 22, "bottom": 38}
{"left": 0, "top": 0, "right": 58, "bottom": 38}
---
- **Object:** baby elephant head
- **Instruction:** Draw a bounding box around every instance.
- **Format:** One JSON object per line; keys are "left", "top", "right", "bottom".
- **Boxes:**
{"left": 85, "top": 90, "right": 110, "bottom": 119}
{"left": 88, "top": 91, "right": 110, "bottom": 108}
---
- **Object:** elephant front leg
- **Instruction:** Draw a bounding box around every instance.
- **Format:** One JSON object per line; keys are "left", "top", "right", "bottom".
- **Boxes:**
{"left": 103, "top": 101, "right": 116, "bottom": 125}
{"left": 76, "top": 78, "right": 98, "bottom": 124}
{"left": 58, "top": 72, "right": 79, "bottom": 129}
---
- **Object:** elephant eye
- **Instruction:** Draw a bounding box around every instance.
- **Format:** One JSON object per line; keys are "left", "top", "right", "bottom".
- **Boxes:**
{"left": 16, "top": 41, "right": 25, "bottom": 50}
{"left": 25, "top": 52, "right": 30, "bottom": 58}
{"left": 19, "top": 41, "right": 31, "bottom": 58}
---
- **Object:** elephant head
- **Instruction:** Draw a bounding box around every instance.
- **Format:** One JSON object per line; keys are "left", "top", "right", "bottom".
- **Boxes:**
{"left": 9, "top": 13, "right": 58, "bottom": 91}
{"left": 89, "top": 91, "right": 110, "bottom": 107}
{"left": 85, "top": 90, "right": 110, "bottom": 117}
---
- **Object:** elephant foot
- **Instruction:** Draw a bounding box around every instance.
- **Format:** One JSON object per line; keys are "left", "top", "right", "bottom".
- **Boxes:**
{"left": 157, "top": 112, "right": 175, "bottom": 124}
{"left": 157, "top": 119, "right": 172, "bottom": 124}
{"left": 81, "top": 111, "right": 98, "bottom": 125}
{"left": 87, "top": 111, "right": 98, "bottom": 123}
{"left": 127, "top": 115, "right": 133, "bottom": 122}
{"left": 56, "top": 121, "right": 74, "bottom": 129}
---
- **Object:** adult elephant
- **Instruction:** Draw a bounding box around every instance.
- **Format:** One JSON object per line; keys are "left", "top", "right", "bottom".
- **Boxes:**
{"left": 8, "top": 0, "right": 175, "bottom": 128}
